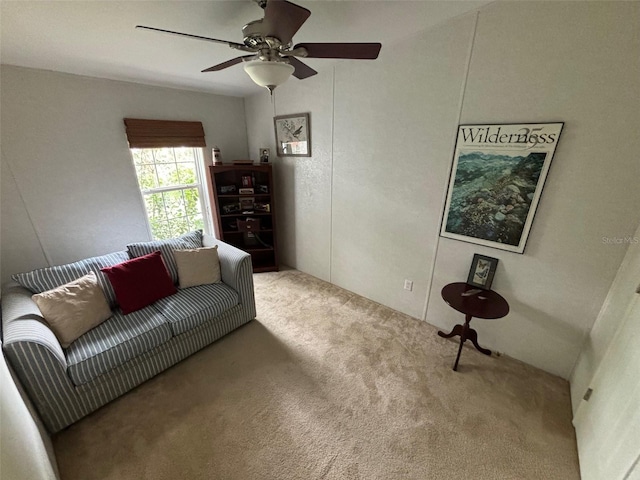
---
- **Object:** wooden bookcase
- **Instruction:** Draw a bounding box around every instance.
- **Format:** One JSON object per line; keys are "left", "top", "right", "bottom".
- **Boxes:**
{"left": 208, "top": 164, "right": 279, "bottom": 272}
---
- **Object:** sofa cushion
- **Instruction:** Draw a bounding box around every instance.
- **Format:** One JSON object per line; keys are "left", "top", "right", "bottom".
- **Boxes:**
{"left": 66, "top": 304, "right": 172, "bottom": 386}
{"left": 126, "top": 230, "right": 203, "bottom": 284}
{"left": 174, "top": 246, "right": 221, "bottom": 289}
{"left": 153, "top": 283, "right": 239, "bottom": 335}
{"left": 12, "top": 251, "right": 130, "bottom": 308}
{"left": 101, "top": 251, "right": 176, "bottom": 314}
{"left": 32, "top": 272, "right": 112, "bottom": 348}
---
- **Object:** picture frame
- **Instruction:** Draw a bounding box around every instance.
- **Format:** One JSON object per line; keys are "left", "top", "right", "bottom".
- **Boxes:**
{"left": 441, "top": 123, "right": 564, "bottom": 253}
{"left": 240, "top": 197, "right": 255, "bottom": 211}
{"left": 222, "top": 203, "right": 240, "bottom": 214}
{"left": 467, "top": 254, "right": 499, "bottom": 290}
{"left": 259, "top": 148, "right": 270, "bottom": 164}
{"left": 219, "top": 184, "right": 236, "bottom": 194}
{"left": 273, "top": 113, "right": 311, "bottom": 157}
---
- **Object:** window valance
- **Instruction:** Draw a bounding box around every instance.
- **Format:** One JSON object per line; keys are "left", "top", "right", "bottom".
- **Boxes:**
{"left": 123, "top": 118, "right": 206, "bottom": 148}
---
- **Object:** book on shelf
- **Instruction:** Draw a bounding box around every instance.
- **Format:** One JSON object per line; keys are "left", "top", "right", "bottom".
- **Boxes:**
{"left": 241, "top": 175, "right": 253, "bottom": 188}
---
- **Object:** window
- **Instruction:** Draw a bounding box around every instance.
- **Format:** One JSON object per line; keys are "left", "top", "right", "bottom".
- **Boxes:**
{"left": 123, "top": 118, "right": 211, "bottom": 241}
{"left": 130, "top": 147, "right": 212, "bottom": 240}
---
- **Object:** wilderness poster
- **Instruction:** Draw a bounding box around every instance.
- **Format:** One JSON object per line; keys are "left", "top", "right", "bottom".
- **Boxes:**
{"left": 441, "top": 123, "right": 564, "bottom": 253}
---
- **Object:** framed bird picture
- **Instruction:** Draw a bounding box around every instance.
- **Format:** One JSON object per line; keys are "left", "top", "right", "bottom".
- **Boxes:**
{"left": 273, "top": 113, "right": 311, "bottom": 157}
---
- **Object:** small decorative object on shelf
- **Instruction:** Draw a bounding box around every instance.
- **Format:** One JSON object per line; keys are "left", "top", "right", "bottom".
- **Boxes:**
{"left": 209, "top": 164, "right": 278, "bottom": 272}
{"left": 240, "top": 197, "right": 255, "bottom": 211}
{"left": 219, "top": 184, "right": 236, "bottom": 194}
{"left": 238, "top": 218, "right": 260, "bottom": 233}
{"left": 212, "top": 146, "right": 222, "bottom": 165}
{"left": 260, "top": 148, "right": 270, "bottom": 164}
{"left": 466, "top": 254, "right": 499, "bottom": 290}
{"left": 222, "top": 203, "right": 241, "bottom": 214}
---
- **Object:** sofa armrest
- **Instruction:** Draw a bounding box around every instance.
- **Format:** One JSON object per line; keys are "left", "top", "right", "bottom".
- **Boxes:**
{"left": 203, "top": 235, "right": 256, "bottom": 319}
{"left": 1, "top": 282, "right": 66, "bottom": 369}
{"left": 1, "top": 283, "right": 87, "bottom": 432}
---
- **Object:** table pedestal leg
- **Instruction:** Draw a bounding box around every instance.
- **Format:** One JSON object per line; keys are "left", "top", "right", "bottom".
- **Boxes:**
{"left": 437, "top": 314, "right": 492, "bottom": 371}
{"left": 453, "top": 328, "right": 466, "bottom": 371}
{"left": 466, "top": 328, "right": 491, "bottom": 356}
{"left": 437, "top": 324, "right": 464, "bottom": 339}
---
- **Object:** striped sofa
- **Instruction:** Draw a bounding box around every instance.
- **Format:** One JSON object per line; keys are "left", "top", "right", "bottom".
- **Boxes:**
{"left": 1, "top": 234, "right": 256, "bottom": 433}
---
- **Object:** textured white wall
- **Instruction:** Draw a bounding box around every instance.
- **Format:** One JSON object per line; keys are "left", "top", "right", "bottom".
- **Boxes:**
{"left": 245, "top": 73, "right": 334, "bottom": 282}
{"left": 427, "top": 1, "right": 640, "bottom": 377}
{"left": 245, "top": 1, "right": 640, "bottom": 378}
{"left": 1, "top": 66, "right": 248, "bottom": 284}
{"left": 331, "top": 15, "right": 474, "bottom": 319}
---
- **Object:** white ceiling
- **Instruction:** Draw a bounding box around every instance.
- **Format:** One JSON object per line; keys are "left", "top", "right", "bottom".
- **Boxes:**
{"left": 1, "top": 1, "right": 489, "bottom": 97}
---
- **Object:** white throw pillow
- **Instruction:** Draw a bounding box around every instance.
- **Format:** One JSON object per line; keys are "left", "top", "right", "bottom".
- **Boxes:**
{"left": 173, "top": 246, "right": 221, "bottom": 289}
{"left": 32, "top": 272, "right": 112, "bottom": 348}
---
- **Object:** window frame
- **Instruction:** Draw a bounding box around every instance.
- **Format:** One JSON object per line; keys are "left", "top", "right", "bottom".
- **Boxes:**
{"left": 130, "top": 146, "right": 213, "bottom": 240}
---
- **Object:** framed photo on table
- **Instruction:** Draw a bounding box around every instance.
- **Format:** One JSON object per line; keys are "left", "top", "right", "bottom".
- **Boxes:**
{"left": 441, "top": 122, "right": 563, "bottom": 253}
{"left": 467, "top": 254, "right": 499, "bottom": 290}
{"left": 273, "top": 113, "right": 311, "bottom": 157}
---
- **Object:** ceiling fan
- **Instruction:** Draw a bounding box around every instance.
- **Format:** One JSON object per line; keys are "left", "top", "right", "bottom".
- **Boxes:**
{"left": 137, "top": 0, "right": 382, "bottom": 93}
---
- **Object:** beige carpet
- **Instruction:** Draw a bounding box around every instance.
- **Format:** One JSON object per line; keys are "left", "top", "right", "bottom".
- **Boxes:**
{"left": 54, "top": 269, "right": 580, "bottom": 479}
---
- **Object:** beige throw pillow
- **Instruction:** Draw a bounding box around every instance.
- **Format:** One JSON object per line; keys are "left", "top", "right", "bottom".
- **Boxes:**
{"left": 174, "top": 246, "right": 221, "bottom": 289}
{"left": 32, "top": 272, "right": 112, "bottom": 348}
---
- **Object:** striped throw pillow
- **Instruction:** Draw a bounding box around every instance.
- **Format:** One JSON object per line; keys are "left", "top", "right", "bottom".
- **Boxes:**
{"left": 12, "top": 251, "right": 129, "bottom": 308}
{"left": 126, "top": 230, "right": 203, "bottom": 284}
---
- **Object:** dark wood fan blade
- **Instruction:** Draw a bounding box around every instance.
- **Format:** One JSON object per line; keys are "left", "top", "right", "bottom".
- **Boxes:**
{"left": 201, "top": 56, "right": 257, "bottom": 72}
{"left": 136, "top": 25, "right": 246, "bottom": 48}
{"left": 262, "top": 1, "right": 311, "bottom": 45}
{"left": 294, "top": 43, "right": 382, "bottom": 59}
{"left": 288, "top": 57, "right": 318, "bottom": 80}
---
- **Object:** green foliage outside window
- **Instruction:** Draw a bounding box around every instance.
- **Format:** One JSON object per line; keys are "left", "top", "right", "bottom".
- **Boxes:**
{"left": 131, "top": 148, "right": 206, "bottom": 240}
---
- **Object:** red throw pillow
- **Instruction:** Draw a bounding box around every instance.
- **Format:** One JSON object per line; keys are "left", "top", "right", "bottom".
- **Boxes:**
{"left": 101, "top": 251, "right": 176, "bottom": 314}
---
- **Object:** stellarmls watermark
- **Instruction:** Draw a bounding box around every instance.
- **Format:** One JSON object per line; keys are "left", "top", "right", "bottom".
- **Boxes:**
{"left": 602, "top": 236, "right": 640, "bottom": 245}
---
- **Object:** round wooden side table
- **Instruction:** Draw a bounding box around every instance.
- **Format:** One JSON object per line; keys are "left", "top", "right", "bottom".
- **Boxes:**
{"left": 438, "top": 282, "right": 509, "bottom": 371}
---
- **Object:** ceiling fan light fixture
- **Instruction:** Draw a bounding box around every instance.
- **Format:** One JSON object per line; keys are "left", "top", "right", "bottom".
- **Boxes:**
{"left": 139, "top": 0, "right": 382, "bottom": 94}
{"left": 243, "top": 60, "right": 295, "bottom": 92}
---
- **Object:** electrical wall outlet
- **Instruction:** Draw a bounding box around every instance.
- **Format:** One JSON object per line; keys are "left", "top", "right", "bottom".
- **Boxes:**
{"left": 404, "top": 279, "right": 413, "bottom": 291}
